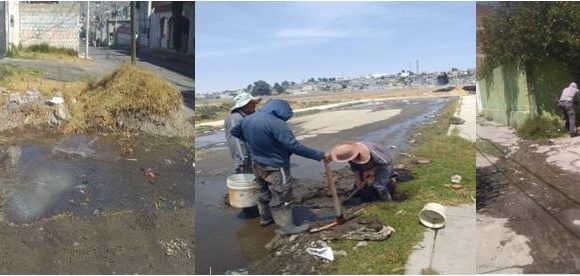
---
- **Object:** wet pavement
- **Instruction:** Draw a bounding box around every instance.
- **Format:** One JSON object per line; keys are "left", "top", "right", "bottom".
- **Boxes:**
{"left": 0, "top": 130, "right": 194, "bottom": 224}
{"left": 195, "top": 97, "right": 453, "bottom": 274}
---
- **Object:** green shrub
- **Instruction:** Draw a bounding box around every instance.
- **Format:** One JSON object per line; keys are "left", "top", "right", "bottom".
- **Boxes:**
{"left": 516, "top": 114, "right": 567, "bottom": 140}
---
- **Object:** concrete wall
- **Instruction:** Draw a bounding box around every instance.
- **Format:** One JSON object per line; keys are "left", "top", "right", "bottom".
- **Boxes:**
{"left": 477, "top": 63, "right": 531, "bottom": 127}
{"left": 529, "top": 59, "right": 578, "bottom": 116}
{"left": 19, "top": 2, "right": 80, "bottom": 50}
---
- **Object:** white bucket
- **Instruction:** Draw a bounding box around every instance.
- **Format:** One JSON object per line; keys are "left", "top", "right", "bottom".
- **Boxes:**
{"left": 419, "top": 203, "right": 446, "bottom": 229}
{"left": 226, "top": 174, "right": 258, "bottom": 208}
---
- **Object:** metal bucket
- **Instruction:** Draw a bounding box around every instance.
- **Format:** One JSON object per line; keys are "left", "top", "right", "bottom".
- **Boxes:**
{"left": 226, "top": 174, "right": 257, "bottom": 208}
{"left": 419, "top": 202, "right": 446, "bottom": 229}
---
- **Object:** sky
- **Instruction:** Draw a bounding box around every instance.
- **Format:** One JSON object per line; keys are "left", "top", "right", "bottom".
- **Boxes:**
{"left": 196, "top": 2, "right": 476, "bottom": 94}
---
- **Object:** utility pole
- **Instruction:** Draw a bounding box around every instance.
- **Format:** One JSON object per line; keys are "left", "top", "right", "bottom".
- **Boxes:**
{"left": 86, "top": 1, "right": 90, "bottom": 59}
{"left": 130, "top": 1, "right": 136, "bottom": 65}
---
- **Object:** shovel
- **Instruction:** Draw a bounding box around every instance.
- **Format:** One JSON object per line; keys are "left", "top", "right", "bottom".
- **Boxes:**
{"left": 325, "top": 161, "right": 343, "bottom": 221}
{"left": 310, "top": 162, "right": 344, "bottom": 233}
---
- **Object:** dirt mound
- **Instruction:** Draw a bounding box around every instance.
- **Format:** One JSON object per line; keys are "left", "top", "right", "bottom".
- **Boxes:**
{"left": 73, "top": 65, "right": 192, "bottom": 137}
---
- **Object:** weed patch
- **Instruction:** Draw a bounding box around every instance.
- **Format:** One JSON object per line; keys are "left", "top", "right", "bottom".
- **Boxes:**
{"left": 516, "top": 114, "right": 566, "bottom": 140}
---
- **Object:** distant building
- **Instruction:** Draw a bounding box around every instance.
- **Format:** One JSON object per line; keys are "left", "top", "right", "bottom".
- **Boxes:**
{"left": 135, "top": 1, "right": 194, "bottom": 55}
{"left": 0, "top": 1, "right": 81, "bottom": 55}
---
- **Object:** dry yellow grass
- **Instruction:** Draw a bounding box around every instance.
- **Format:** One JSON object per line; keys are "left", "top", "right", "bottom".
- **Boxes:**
{"left": 0, "top": 64, "right": 183, "bottom": 134}
{"left": 74, "top": 64, "right": 182, "bottom": 131}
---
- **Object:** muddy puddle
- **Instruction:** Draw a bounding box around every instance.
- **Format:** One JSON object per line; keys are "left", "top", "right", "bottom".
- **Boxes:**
{"left": 0, "top": 130, "right": 194, "bottom": 224}
{"left": 195, "top": 97, "right": 452, "bottom": 274}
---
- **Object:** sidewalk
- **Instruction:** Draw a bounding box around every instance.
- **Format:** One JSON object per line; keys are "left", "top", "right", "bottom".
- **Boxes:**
{"left": 448, "top": 95, "right": 476, "bottom": 142}
{"left": 405, "top": 204, "right": 476, "bottom": 274}
{"left": 478, "top": 118, "right": 580, "bottom": 173}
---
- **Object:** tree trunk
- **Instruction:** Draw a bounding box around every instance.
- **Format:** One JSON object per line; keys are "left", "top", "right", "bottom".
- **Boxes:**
{"left": 524, "top": 62, "right": 538, "bottom": 118}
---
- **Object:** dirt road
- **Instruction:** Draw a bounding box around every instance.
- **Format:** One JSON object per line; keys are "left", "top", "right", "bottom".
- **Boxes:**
{"left": 195, "top": 96, "right": 453, "bottom": 274}
{"left": 0, "top": 129, "right": 195, "bottom": 274}
{"left": 477, "top": 120, "right": 580, "bottom": 273}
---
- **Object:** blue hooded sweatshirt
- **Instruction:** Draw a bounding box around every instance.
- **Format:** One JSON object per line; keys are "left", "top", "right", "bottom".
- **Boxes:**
{"left": 231, "top": 99, "right": 325, "bottom": 168}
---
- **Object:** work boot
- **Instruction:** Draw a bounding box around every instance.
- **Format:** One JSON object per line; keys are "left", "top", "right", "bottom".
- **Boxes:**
{"left": 271, "top": 206, "right": 310, "bottom": 236}
{"left": 257, "top": 201, "right": 274, "bottom": 226}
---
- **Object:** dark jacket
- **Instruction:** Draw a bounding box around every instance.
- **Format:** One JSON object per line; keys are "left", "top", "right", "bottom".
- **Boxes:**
{"left": 231, "top": 99, "right": 325, "bottom": 168}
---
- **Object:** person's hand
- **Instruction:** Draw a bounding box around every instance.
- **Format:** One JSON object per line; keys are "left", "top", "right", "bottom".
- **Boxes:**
{"left": 323, "top": 153, "right": 332, "bottom": 163}
{"left": 355, "top": 178, "right": 365, "bottom": 189}
{"left": 362, "top": 169, "right": 375, "bottom": 184}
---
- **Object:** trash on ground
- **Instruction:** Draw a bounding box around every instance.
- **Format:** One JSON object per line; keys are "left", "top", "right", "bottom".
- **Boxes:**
{"left": 419, "top": 203, "right": 446, "bottom": 229}
{"left": 143, "top": 168, "right": 156, "bottom": 182}
{"left": 48, "top": 96, "right": 64, "bottom": 105}
{"left": 450, "top": 175, "right": 462, "bottom": 184}
{"left": 390, "top": 145, "right": 397, "bottom": 149}
{"left": 160, "top": 239, "right": 191, "bottom": 258}
{"left": 416, "top": 159, "right": 431, "bottom": 165}
{"left": 305, "top": 246, "right": 335, "bottom": 261}
{"left": 224, "top": 268, "right": 249, "bottom": 275}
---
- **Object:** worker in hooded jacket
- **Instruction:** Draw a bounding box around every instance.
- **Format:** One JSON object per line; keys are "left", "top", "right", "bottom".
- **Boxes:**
{"left": 231, "top": 99, "right": 332, "bottom": 236}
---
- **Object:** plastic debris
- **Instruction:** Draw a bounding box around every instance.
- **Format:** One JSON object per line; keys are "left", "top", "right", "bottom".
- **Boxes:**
{"left": 49, "top": 96, "right": 64, "bottom": 105}
{"left": 451, "top": 175, "right": 462, "bottom": 184}
{"left": 305, "top": 246, "right": 334, "bottom": 261}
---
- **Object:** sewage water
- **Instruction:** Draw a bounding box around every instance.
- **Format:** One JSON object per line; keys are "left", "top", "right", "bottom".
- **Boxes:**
{"left": 0, "top": 131, "right": 194, "bottom": 224}
{"left": 195, "top": 97, "right": 453, "bottom": 274}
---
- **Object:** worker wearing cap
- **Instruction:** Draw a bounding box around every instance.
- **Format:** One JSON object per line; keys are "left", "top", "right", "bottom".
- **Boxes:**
{"left": 559, "top": 82, "right": 579, "bottom": 137}
{"left": 231, "top": 99, "right": 332, "bottom": 235}
{"left": 331, "top": 141, "right": 395, "bottom": 205}
{"left": 224, "top": 93, "right": 262, "bottom": 174}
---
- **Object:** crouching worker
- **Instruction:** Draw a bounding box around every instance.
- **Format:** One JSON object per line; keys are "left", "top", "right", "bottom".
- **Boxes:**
{"left": 331, "top": 141, "right": 396, "bottom": 205}
{"left": 231, "top": 99, "right": 332, "bottom": 235}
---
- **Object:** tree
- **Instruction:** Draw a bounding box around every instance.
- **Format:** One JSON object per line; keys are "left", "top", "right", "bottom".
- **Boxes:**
{"left": 308, "top": 77, "right": 316, "bottom": 83}
{"left": 246, "top": 84, "right": 253, "bottom": 93}
{"left": 273, "top": 82, "right": 284, "bottom": 94}
{"left": 251, "top": 80, "right": 272, "bottom": 96}
{"left": 477, "top": 2, "right": 580, "bottom": 118}
{"left": 281, "top": 80, "right": 290, "bottom": 90}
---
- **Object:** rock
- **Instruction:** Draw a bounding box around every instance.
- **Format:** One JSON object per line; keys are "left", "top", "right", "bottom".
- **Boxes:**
{"left": 409, "top": 139, "right": 417, "bottom": 144}
{"left": 356, "top": 241, "right": 368, "bottom": 247}
{"left": 416, "top": 159, "right": 431, "bottom": 165}
{"left": 116, "top": 120, "right": 124, "bottom": 128}
{"left": 72, "top": 241, "right": 80, "bottom": 247}
{"left": 25, "top": 90, "right": 40, "bottom": 97}
{"left": 335, "top": 250, "right": 348, "bottom": 257}
{"left": 451, "top": 175, "right": 462, "bottom": 184}
{"left": 529, "top": 144, "right": 539, "bottom": 148}
{"left": 394, "top": 164, "right": 405, "bottom": 170}
{"left": 9, "top": 93, "right": 23, "bottom": 104}
{"left": 55, "top": 105, "right": 68, "bottom": 121}
{"left": 390, "top": 145, "right": 397, "bottom": 149}
{"left": 47, "top": 113, "right": 60, "bottom": 126}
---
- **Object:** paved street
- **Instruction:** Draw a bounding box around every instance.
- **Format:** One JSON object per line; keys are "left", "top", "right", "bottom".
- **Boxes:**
{"left": 1, "top": 46, "right": 194, "bottom": 111}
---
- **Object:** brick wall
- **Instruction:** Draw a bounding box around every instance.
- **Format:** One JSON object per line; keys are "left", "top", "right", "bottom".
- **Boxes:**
{"left": 19, "top": 2, "right": 80, "bottom": 51}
